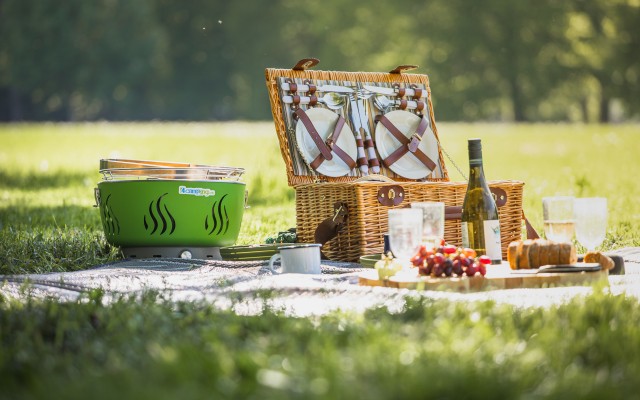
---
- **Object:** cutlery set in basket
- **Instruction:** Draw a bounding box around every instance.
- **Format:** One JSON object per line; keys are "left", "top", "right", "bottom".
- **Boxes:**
{"left": 266, "top": 58, "right": 527, "bottom": 262}
{"left": 272, "top": 60, "right": 444, "bottom": 182}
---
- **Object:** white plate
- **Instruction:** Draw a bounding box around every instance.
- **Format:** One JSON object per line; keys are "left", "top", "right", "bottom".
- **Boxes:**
{"left": 295, "top": 108, "right": 357, "bottom": 177}
{"left": 374, "top": 110, "right": 439, "bottom": 179}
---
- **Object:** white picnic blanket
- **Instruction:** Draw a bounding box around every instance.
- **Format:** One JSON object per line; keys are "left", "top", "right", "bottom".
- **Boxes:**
{"left": 2, "top": 248, "right": 640, "bottom": 316}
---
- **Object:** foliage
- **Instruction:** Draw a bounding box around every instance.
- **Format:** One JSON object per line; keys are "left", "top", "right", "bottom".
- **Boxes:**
{"left": 1, "top": 0, "right": 639, "bottom": 121}
{"left": 1, "top": 288, "right": 640, "bottom": 398}
{"left": 0, "top": 228, "right": 119, "bottom": 275}
{"left": 414, "top": 0, "right": 573, "bottom": 121}
{"left": 0, "top": 0, "right": 166, "bottom": 120}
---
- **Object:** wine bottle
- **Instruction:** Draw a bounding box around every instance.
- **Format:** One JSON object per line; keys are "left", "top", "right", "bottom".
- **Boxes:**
{"left": 461, "top": 139, "right": 502, "bottom": 264}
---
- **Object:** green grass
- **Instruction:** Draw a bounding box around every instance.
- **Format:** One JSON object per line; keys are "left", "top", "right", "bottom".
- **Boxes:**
{"left": 0, "top": 122, "right": 297, "bottom": 273}
{"left": 1, "top": 289, "right": 640, "bottom": 399}
{"left": 1, "top": 122, "right": 640, "bottom": 398}
{"left": 1, "top": 122, "right": 639, "bottom": 273}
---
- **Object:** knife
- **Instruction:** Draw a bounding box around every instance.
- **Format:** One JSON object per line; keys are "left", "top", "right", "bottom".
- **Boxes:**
{"left": 510, "top": 263, "right": 601, "bottom": 274}
{"left": 362, "top": 84, "right": 426, "bottom": 98}
{"left": 355, "top": 97, "right": 380, "bottom": 174}
{"left": 347, "top": 94, "right": 369, "bottom": 175}
{"left": 281, "top": 83, "right": 354, "bottom": 93}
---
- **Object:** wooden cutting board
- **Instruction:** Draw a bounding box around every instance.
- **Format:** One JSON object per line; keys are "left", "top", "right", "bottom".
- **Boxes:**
{"left": 358, "top": 263, "right": 608, "bottom": 292}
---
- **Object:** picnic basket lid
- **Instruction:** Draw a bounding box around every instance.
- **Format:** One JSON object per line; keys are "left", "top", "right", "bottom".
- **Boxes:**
{"left": 265, "top": 59, "right": 449, "bottom": 187}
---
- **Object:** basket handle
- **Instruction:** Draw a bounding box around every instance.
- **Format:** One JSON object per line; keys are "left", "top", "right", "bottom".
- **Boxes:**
{"left": 292, "top": 58, "right": 320, "bottom": 71}
{"left": 389, "top": 65, "right": 419, "bottom": 74}
{"left": 314, "top": 202, "right": 349, "bottom": 259}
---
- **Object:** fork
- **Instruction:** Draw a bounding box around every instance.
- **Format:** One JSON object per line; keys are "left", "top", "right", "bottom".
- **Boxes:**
{"left": 357, "top": 88, "right": 374, "bottom": 100}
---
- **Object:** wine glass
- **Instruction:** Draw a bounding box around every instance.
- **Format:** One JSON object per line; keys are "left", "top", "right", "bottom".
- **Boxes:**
{"left": 542, "top": 196, "right": 575, "bottom": 243}
{"left": 574, "top": 197, "right": 607, "bottom": 251}
{"left": 387, "top": 208, "right": 423, "bottom": 269}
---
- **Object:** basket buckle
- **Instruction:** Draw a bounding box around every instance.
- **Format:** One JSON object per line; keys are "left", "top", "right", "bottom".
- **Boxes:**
{"left": 377, "top": 185, "right": 405, "bottom": 207}
{"left": 489, "top": 187, "right": 508, "bottom": 207}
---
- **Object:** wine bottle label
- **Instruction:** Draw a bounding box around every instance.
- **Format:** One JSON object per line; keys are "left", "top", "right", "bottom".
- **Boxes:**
{"left": 483, "top": 219, "right": 502, "bottom": 261}
{"left": 461, "top": 222, "right": 469, "bottom": 248}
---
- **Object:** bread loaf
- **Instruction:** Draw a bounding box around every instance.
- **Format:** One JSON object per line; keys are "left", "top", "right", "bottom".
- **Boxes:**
{"left": 507, "top": 239, "right": 577, "bottom": 269}
{"left": 584, "top": 251, "right": 615, "bottom": 271}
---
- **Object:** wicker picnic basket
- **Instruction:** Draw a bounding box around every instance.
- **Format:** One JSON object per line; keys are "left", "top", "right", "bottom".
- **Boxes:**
{"left": 265, "top": 59, "right": 526, "bottom": 262}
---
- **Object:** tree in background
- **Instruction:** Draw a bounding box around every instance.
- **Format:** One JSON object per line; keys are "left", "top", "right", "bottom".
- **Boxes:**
{"left": 219, "top": 0, "right": 428, "bottom": 119}
{"left": 0, "top": 0, "right": 638, "bottom": 122}
{"left": 564, "top": 0, "right": 640, "bottom": 122}
{"left": 0, "top": 0, "right": 166, "bottom": 120}
{"left": 407, "top": 0, "right": 573, "bottom": 122}
{"left": 150, "top": 0, "right": 236, "bottom": 120}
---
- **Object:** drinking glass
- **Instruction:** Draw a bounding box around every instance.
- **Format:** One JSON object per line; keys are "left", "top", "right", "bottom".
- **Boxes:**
{"left": 411, "top": 202, "right": 445, "bottom": 248}
{"left": 542, "top": 196, "right": 575, "bottom": 243}
{"left": 574, "top": 197, "right": 607, "bottom": 251}
{"left": 387, "top": 208, "right": 423, "bottom": 267}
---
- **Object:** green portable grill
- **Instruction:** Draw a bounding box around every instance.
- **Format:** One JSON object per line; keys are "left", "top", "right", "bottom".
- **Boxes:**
{"left": 95, "top": 159, "right": 247, "bottom": 260}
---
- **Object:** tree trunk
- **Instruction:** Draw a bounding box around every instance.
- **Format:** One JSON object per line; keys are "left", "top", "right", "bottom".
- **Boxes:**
{"left": 9, "top": 86, "right": 23, "bottom": 121}
{"left": 509, "top": 77, "right": 526, "bottom": 122}
{"left": 594, "top": 73, "right": 611, "bottom": 123}
{"left": 599, "top": 92, "right": 610, "bottom": 123}
{"left": 580, "top": 98, "right": 589, "bottom": 123}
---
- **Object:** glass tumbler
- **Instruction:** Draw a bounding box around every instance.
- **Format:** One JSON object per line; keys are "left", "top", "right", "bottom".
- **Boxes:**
{"left": 387, "top": 208, "right": 423, "bottom": 267}
{"left": 542, "top": 196, "right": 575, "bottom": 243}
{"left": 411, "top": 202, "right": 445, "bottom": 248}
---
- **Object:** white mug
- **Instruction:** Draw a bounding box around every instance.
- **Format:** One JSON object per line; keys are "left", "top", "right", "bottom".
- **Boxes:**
{"left": 268, "top": 244, "right": 322, "bottom": 274}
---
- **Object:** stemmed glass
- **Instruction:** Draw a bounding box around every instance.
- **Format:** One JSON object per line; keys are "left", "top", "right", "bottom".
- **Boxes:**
{"left": 573, "top": 197, "right": 607, "bottom": 251}
{"left": 387, "top": 208, "right": 423, "bottom": 269}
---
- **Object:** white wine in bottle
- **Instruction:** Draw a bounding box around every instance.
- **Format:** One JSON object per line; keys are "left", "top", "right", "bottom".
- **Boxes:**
{"left": 461, "top": 139, "right": 502, "bottom": 264}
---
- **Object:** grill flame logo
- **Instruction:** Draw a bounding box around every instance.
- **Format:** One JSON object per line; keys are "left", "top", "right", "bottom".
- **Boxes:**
{"left": 205, "top": 194, "right": 230, "bottom": 236}
{"left": 144, "top": 193, "right": 176, "bottom": 235}
{"left": 101, "top": 194, "right": 121, "bottom": 236}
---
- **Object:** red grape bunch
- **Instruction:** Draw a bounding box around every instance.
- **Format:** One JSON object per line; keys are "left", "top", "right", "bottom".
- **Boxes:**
{"left": 409, "top": 241, "right": 490, "bottom": 278}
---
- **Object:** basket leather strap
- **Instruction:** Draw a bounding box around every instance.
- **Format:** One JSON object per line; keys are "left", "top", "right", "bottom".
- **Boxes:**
{"left": 355, "top": 135, "right": 368, "bottom": 171}
{"left": 309, "top": 115, "right": 356, "bottom": 170}
{"left": 364, "top": 136, "right": 379, "bottom": 168}
{"left": 445, "top": 205, "right": 462, "bottom": 220}
{"left": 295, "top": 108, "right": 333, "bottom": 161}
{"left": 408, "top": 114, "right": 428, "bottom": 152}
{"left": 379, "top": 115, "right": 436, "bottom": 171}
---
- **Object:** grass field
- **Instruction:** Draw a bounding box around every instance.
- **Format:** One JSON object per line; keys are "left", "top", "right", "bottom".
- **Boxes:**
{"left": 1, "top": 122, "right": 639, "bottom": 273}
{"left": 1, "top": 122, "right": 640, "bottom": 398}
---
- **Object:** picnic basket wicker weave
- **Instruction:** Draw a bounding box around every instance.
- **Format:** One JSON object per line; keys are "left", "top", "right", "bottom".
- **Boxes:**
{"left": 266, "top": 59, "right": 526, "bottom": 262}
